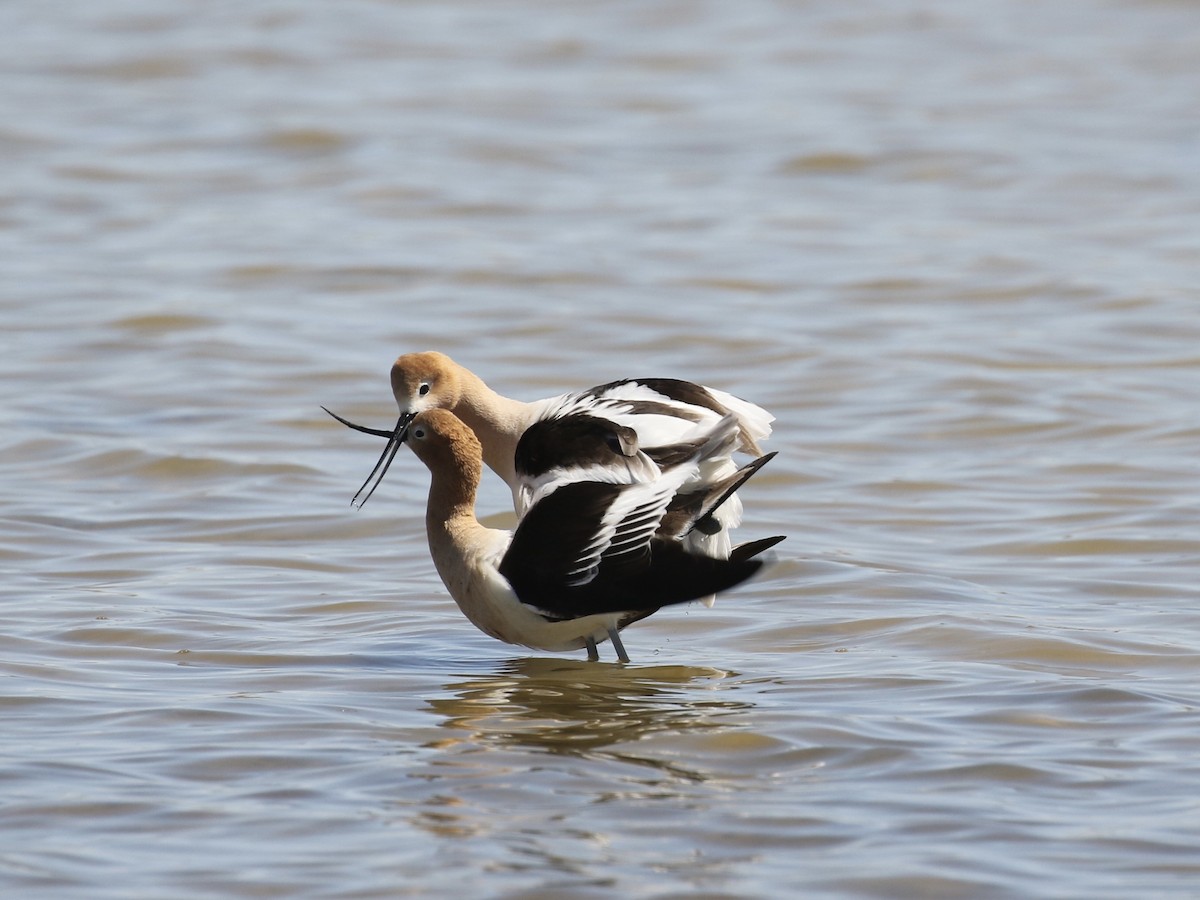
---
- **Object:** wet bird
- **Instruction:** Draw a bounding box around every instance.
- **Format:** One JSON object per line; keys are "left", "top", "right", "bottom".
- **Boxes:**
{"left": 324, "top": 351, "right": 774, "bottom": 566}
{"left": 397, "top": 407, "right": 783, "bottom": 661}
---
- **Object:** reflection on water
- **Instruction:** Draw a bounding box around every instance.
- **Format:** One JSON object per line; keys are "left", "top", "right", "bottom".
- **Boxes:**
{"left": 425, "top": 657, "right": 749, "bottom": 760}
{"left": 405, "top": 657, "right": 771, "bottom": 870}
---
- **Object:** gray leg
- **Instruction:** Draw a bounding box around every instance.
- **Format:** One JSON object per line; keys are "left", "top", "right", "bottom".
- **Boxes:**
{"left": 606, "top": 626, "right": 630, "bottom": 663}
{"left": 585, "top": 636, "right": 599, "bottom": 661}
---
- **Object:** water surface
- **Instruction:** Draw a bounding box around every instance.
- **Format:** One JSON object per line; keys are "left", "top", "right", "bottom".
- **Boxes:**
{"left": 3, "top": 1, "right": 1199, "bottom": 897}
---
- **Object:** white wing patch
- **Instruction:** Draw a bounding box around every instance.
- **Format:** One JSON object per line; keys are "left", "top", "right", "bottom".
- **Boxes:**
{"left": 516, "top": 455, "right": 662, "bottom": 517}
{"left": 704, "top": 385, "right": 774, "bottom": 448}
{"left": 540, "top": 379, "right": 772, "bottom": 453}
{"left": 563, "top": 464, "right": 693, "bottom": 586}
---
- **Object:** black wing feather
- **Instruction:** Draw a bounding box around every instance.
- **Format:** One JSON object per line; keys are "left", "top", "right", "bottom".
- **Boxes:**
{"left": 514, "top": 414, "right": 639, "bottom": 481}
{"left": 499, "top": 481, "right": 766, "bottom": 621}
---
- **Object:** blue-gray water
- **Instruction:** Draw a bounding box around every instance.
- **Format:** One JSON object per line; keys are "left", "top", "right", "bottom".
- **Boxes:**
{"left": 3, "top": 1, "right": 1199, "bottom": 897}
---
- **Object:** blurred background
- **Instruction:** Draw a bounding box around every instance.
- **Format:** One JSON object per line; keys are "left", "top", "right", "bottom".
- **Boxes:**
{"left": 2, "top": 1, "right": 1198, "bottom": 897}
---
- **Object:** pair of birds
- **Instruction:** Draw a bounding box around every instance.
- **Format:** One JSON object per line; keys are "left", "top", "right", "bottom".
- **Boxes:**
{"left": 325, "top": 351, "right": 784, "bottom": 663}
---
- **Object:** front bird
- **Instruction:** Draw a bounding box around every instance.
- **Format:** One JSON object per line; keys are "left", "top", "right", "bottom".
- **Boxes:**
{"left": 399, "top": 408, "right": 783, "bottom": 661}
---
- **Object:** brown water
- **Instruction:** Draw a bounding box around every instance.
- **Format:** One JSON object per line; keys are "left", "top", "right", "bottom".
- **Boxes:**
{"left": 3, "top": 1, "right": 1199, "bottom": 897}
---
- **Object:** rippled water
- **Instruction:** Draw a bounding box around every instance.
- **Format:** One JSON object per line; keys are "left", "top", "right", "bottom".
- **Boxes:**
{"left": 3, "top": 1, "right": 1199, "bottom": 897}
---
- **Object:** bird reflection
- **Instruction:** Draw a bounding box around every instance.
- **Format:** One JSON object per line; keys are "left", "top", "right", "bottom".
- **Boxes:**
{"left": 406, "top": 657, "right": 758, "bottom": 845}
{"left": 423, "top": 656, "right": 753, "bottom": 760}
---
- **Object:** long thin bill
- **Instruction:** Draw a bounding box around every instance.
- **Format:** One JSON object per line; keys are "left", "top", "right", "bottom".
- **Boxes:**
{"left": 350, "top": 415, "right": 415, "bottom": 508}
{"left": 321, "top": 406, "right": 396, "bottom": 439}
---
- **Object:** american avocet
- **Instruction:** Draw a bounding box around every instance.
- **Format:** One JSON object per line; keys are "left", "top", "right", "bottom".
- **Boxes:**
{"left": 325, "top": 351, "right": 774, "bottom": 563}
{"left": 397, "top": 407, "right": 783, "bottom": 661}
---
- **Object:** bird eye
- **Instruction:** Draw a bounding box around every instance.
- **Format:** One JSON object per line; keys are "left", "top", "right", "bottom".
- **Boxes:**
{"left": 418, "top": 383, "right": 431, "bottom": 396}
{"left": 413, "top": 427, "right": 425, "bottom": 439}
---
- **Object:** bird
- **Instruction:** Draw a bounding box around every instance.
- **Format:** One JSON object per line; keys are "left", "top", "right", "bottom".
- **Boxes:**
{"left": 396, "top": 407, "right": 783, "bottom": 661}
{"left": 323, "top": 351, "right": 774, "bottom": 566}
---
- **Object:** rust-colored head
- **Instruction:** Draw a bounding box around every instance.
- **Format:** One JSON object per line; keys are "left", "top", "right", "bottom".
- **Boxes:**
{"left": 405, "top": 408, "right": 483, "bottom": 490}
{"left": 390, "top": 351, "right": 465, "bottom": 417}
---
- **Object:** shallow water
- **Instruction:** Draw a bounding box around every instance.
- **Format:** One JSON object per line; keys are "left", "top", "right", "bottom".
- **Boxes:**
{"left": 3, "top": 1, "right": 1199, "bottom": 897}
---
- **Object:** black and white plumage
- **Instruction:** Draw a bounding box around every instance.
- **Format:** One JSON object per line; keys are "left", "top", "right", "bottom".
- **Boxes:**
{"left": 400, "top": 408, "right": 783, "bottom": 662}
